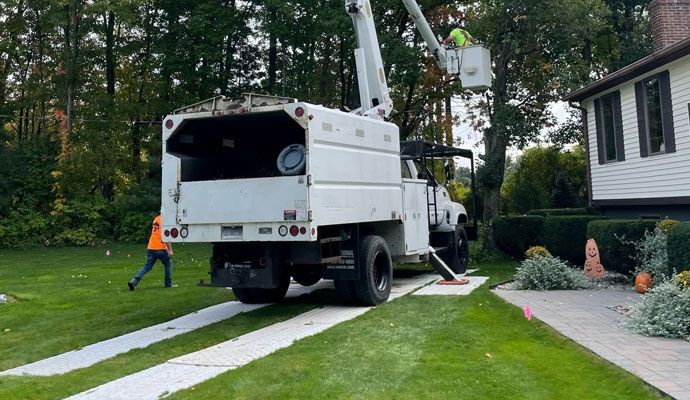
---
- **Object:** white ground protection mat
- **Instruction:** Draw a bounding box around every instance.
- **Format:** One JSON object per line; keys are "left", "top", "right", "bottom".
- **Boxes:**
{"left": 0, "top": 281, "right": 331, "bottom": 377}
{"left": 66, "top": 274, "right": 438, "bottom": 400}
{"left": 414, "top": 276, "right": 489, "bottom": 296}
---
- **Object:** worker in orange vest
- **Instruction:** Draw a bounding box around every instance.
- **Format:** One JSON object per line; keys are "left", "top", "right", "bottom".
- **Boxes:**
{"left": 128, "top": 215, "right": 176, "bottom": 290}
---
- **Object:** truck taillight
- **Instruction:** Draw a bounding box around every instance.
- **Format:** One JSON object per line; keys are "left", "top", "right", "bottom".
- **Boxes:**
{"left": 289, "top": 225, "right": 299, "bottom": 236}
{"left": 164, "top": 230, "right": 170, "bottom": 237}
{"left": 295, "top": 107, "right": 305, "bottom": 117}
{"left": 165, "top": 119, "right": 174, "bottom": 129}
{"left": 171, "top": 228, "right": 179, "bottom": 238}
{"left": 180, "top": 227, "right": 188, "bottom": 238}
{"left": 279, "top": 226, "right": 288, "bottom": 236}
{"left": 300, "top": 227, "right": 306, "bottom": 234}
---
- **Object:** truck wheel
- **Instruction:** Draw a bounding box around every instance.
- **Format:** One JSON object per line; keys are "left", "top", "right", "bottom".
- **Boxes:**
{"left": 352, "top": 235, "right": 392, "bottom": 306}
{"left": 442, "top": 225, "right": 469, "bottom": 274}
{"left": 290, "top": 264, "right": 322, "bottom": 286}
{"left": 232, "top": 266, "right": 290, "bottom": 304}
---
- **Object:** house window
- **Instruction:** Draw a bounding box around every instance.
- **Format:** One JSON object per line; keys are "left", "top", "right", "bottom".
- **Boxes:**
{"left": 634, "top": 70, "right": 676, "bottom": 157}
{"left": 593, "top": 91, "right": 624, "bottom": 164}
{"left": 644, "top": 76, "right": 665, "bottom": 154}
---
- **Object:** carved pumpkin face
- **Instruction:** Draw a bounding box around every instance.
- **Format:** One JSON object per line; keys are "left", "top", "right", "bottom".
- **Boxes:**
{"left": 584, "top": 239, "right": 605, "bottom": 277}
{"left": 586, "top": 239, "right": 599, "bottom": 260}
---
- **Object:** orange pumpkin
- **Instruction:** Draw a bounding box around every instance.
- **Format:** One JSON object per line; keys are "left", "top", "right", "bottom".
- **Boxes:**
{"left": 635, "top": 273, "right": 653, "bottom": 294}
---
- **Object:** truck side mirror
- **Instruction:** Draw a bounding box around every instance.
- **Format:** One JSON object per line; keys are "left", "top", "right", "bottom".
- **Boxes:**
{"left": 444, "top": 163, "right": 451, "bottom": 184}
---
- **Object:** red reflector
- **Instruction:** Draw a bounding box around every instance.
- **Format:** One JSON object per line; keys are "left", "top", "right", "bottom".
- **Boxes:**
{"left": 289, "top": 225, "right": 299, "bottom": 236}
{"left": 165, "top": 119, "right": 174, "bottom": 129}
{"left": 239, "top": 107, "right": 246, "bottom": 113}
{"left": 300, "top": 227, "right": 306, "bottom": 234}
{"left": 164, "top": 230, "right": 170, "bottom": 237}
{"left": 311, "top": 228, "right": 316, "bottom": 235}
{"left": 295, "top": 107, "right": 305, "bottom": 117}
{"left": 171, "top": 228, "right": 179, "bottom": 238}
{"left": 308, "top": 114, "right": 314, "bottom": 120}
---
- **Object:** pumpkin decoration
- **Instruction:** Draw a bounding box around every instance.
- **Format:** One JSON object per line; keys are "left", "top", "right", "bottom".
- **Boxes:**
{"left": 584, "top": 239, "right": 605, "bottom": 278}
{"left": 635, "top": 273, "right": 652, "bottom": 294}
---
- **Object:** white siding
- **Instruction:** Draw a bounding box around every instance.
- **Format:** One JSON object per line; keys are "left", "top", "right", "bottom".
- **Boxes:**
{"left": 585, "top": 54, "right": 690, "bottom": 201}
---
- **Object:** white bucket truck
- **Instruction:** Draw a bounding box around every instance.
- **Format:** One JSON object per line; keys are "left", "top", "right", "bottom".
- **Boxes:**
{"left": 160, "top": 0, "right": 488, "bottom": 305}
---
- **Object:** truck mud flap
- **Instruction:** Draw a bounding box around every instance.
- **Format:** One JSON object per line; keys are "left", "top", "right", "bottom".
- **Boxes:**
{"left": 323, "top": 225, "right": 359, "bottom": 281}
{"left": 205, "top": 244, "right": 284, "bottom": 288}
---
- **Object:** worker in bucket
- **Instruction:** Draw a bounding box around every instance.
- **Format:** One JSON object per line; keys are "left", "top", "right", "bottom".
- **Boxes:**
{"left": 128, "top": 214, "right": 176, "bottom": 290}
{"left": 442, "top": 21, "right": 477, "bottom": 47}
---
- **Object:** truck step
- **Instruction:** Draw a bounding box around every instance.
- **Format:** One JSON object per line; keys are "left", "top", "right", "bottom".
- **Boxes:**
{"left": 428, "top": 246, "right": 457, "bottom": 281}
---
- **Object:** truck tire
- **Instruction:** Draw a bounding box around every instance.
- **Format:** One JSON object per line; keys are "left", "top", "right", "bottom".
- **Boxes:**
{"left": 231, "top": 266, "right": 290, "bottom": 304}
{"left": 290, "top": 264, "right": 322, "bottom": 286}
{"left": 352, "top": 235, "right": 392, "bottom": 306}
{"left": 442, "top": 225, "right": 469, "bottom": 274}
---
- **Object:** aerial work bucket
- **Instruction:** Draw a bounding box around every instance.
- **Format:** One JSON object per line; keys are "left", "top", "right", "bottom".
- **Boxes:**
{"left": 446, "top": 45, "right": 492, "bottom": 90}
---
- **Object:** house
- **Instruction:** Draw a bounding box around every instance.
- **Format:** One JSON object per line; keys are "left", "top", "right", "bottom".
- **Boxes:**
{"left": 564, "top": 0, "right": 690, "bottom": 220}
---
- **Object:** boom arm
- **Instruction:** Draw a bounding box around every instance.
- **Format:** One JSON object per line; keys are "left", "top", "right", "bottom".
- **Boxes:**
{"left": 400, "top": 0, "right": 447, "bottom": 71}
{"left": 346, "top": 1, "right": 393, "bottom": 119}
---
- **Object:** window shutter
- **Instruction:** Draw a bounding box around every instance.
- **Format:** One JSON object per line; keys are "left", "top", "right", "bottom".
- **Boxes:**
{"left": 634, "top": 81, "right": 649, "bottom": 158}
{"left": 593, "top": 98, "right": 605, "bottom": 164}
{"left": 658, "top": 70, "right": 676, "bottom": 153}
{"left": 612, "top": 91, "right": 625, "bottom": 161}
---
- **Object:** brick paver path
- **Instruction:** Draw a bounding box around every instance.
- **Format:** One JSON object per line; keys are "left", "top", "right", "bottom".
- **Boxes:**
{"left": 493, "top": 289, "right": 690, "bottom": 400}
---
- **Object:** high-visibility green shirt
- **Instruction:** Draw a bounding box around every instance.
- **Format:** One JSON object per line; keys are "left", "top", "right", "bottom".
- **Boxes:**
{"left": 450, "top": 28, "right": 472, "bottom": 47}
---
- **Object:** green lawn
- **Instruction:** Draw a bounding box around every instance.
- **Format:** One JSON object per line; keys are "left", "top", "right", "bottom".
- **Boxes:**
{"left": 0, "top": 243, "right": 665, "bottom": 399}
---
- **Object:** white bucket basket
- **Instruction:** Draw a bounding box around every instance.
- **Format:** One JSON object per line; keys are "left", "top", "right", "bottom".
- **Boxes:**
{"left": 446, "top": 45, "right": 492, "bottom": 90}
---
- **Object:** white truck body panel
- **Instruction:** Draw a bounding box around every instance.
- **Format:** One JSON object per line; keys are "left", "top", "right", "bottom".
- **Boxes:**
{"left": 402, "top": 179, "right": 430, "bottom": 254}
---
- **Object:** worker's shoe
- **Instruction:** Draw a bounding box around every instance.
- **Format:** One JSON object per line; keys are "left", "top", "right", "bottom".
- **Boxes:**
{"left": 128, "top": 280, "right": 136, "bottom": 291}
{"left": 165, "top": 284, "right": 178, "bottom": 288}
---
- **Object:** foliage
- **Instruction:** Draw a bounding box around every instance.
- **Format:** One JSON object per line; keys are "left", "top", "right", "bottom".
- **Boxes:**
{"left": 513, "top": 255, "right": 590, "bottom": 290}
{"left": 667, "top": 222, "right": 690, "bottom": 274}
{"left": 445, "top": 181, "right": 470, "bottom": 206}
{"left": 0, "top": 206, "right": 51, "bottom": 248}
{"left": 618, "top": 226, "right": 671, "bottom": 280}
{"left": 544, "top": 215, "right": 609, "bottom": 265}
{"left": 501, "top": 147, "right": 587, "bottom": 215}
{"left": 678, "top": 271, "right": 690, "bottom": 288}
{"left": 527, "top": 208, "right": 589, "bottom": 217}
{"left": 550, "top": 172, "right": 579, "bottom": 208}
{"left": 658, "top": 219, "right": 679, "bottom": 234}
{"left": 586, "top": 219, "right": 658, "bottom": 274}
{"left": 623, "top": 279, "right": 690, "bottom": 339}
{"left": 525, "top": 246, "right": 551, "bottom": 259}
{"left": 492, "top": 216, "right": 545, "bottom": 259}
{"left": 50, "top": 196, "right": 110, "bottom": 246}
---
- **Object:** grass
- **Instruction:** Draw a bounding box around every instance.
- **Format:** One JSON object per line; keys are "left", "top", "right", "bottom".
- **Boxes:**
{"left": 0, "top": 243, "right": 666, "bottom": 399}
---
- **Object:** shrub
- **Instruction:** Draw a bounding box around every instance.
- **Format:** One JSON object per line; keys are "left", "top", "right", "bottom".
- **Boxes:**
{"left": 0, "top": 206, "right": 51, "bottom": 248}
{"left": 51, "top": 197, "right": 110, "bottom": 246}
{"left": 492, "top": 216, "right": 545, "bottom": 259}
{"left": 513, "top": 255, "right": 589, "bottom": 290}
{"left": 527, "top": 208, "right": 588, "bottom": 217}
{"left": 623, "top": 280, "right": 690, "bottom": 339}
{"left": 678, "top": 271, "right": 690, "bottom": 288}
{"left": 549, "top": 172, "right": 578, "bottom": 208}
{"left": 526, "top": 246, "right": 551, "bottom": 259}
{"left": 658, "top": 219, "right": 679, "bottom": 234}
{"left": 115, "top": 213, "right": 156, "bottom": 243}
{"left": 544, "top": 215, "right": 608, "bottom": 265}
{"left": 619, "top": 226, "right": 672, "bottom": 280}
{"left": 667, "top": 222, "right": 690, "bottom": 274}
{"left": 586, "top": 220, "right": 658, "bottom": 274}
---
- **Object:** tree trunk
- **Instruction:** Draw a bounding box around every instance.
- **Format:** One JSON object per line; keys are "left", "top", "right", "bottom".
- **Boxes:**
{"left": 268, "top": 9, "right": 277, "bottom": 94}
{"left": 105, "top": 11, "right": 115, "bottom": 97}
{"left": 339, "top": 37, "right": 346, "bottom": 108}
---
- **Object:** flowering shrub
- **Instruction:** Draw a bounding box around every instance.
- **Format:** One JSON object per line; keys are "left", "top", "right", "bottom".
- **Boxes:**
{"left": 678, "top": 270, "right": 690, "bottom": 288}
{"left": 525, "top": 246, "right": 551, "bottom": 259}
{"left": 513, "top": 255, "right": 589, "bottom": 290}
{"left": 658, "top": 219, "right": 679, "bottom": 234}
{"left": 624, "top": 279, "right": 690, "bottom": 338}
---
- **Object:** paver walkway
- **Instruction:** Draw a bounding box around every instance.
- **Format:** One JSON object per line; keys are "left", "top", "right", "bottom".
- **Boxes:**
{"left": 67, "top": 274, "right": 438, "bottom": 400}
{"left": 493, "top": 289, "right": 690, "bottom": 400}
{"left": 0, "top": 281, "right": 330, "bottom": 377}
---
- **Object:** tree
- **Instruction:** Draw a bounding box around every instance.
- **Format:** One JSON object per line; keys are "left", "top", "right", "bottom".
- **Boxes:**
{"left": 550, "top": 172, "right": 578, "bottom": 208}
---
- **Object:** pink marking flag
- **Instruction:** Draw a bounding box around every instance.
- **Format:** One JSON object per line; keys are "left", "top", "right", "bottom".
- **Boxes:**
{"left": 105, "top": 250, "right": 110, "bottom": 256}
{"left": 524, "top": 305, "right": 532, "bottom": 320}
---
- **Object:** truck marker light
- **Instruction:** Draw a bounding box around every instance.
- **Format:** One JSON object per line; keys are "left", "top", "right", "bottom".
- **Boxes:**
{"left": 180, "top": 227, "right": 188, "bottom": 238}
{"left": 289, "top": 225, "right": 299, "bottom": 236}
{"left": 300, "top": 227, "right": 307, "bottom": 234}
{"left": 311, "top": 228, "right": 316, "bottom": 235}
{"left": 239, "top": 107, "right": 246, "bottom": 113}
{"left": 164, "top": 230, "right": 170, "bottom": 237}
{"left": 309, "top": 114, "right": 314, "bottom": 120}
{"left": 279, "top": 226, "right": 288, "bottom": 236}
{"left": 171, "top": 228, "right": 179, "bottom": 238}
{"left": 295, "top": 107, "right": 305, "bottom": 117}
{"left": 165, "top": 119, "right": 174, "bottom": 129}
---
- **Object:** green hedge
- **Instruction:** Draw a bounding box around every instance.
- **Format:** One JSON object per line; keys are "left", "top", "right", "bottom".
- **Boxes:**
{"left": 668, "top": 222, "right": 690, "bottom": 274}
{"left": 492, "top": 216, "right": 545, "bottom": 259}
{"left": 586, "top": 219, "right": 658, "bottom": 274}
{"left": 527, "top": 208, "right": 588, "bottom": 217}
{"left": 544, "top": 215, "right": 609, "bottom": 265}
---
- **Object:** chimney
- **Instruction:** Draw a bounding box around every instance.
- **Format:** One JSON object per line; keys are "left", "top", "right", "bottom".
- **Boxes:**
{"left": 649, "top": 0, "right": 690, "bottom": 52}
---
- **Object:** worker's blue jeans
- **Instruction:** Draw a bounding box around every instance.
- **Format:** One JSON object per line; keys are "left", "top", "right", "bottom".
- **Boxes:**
{"left": 131, "top": 250, "right": 173, "bottom": 287}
